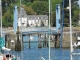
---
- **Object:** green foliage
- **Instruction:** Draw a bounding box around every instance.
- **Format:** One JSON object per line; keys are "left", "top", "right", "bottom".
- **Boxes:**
{"left": 52, "top": 0, "right": 62, "bottom": 11}
{"left": 2, "top": 10, "right": 13, "bottom": 27}
{"left": 72, "top": 10, "right": 79, "bottom": 26}
{"left": 24, "top": 0, "right": 48, "bottom": 3}
{"left": 30, "top": 1, "right": 48, "bottom": 15}
{"left": 64, "top": 0, "right": 79, "bottom": 26}
{"left": 26, "top": 2, "right": 32, "bottom": 6}
{"left": 64, "top": 8, "right": 69, "bottom": 23}
{"left": 51, "top": 0, "right": 62, "bottom": 27}
{"left": 51, "top": 11, "right": 56, "bottom": 26}
{"left": 2, "top": 0, "right": 79, "bottom": 27}
{"left": 22, "top": 5, "right": 36, "bottom": 15}
{"left": 34, "top": 0, "right": 48, "bottom": 1}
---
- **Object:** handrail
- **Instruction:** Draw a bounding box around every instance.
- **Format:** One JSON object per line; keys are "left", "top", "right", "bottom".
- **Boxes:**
{"left": 19, "top": 27, "right": 56, "bottom": 32}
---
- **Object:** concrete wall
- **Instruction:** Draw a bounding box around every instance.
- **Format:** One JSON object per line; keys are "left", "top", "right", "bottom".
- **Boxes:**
{"left": 62, "top": 32, "right": 76, "bottom": 48}
{"left": 50, "top": 41, "right": 55, "bottom": 48}
{"left": 6, "top": 33, "right": 17, "bottom": 49}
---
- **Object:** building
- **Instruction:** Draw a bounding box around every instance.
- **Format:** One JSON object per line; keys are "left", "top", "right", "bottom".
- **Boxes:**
{"left": 18, "top": 8, "right": 48, "bottom": 28}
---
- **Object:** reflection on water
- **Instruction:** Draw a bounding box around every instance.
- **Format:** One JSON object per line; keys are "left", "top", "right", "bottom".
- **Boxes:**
{"left": 5, "top": 36, "right": 80, "bottom": 60}
{"left": 10, "top": 47, "right": 70, "bottom": 60}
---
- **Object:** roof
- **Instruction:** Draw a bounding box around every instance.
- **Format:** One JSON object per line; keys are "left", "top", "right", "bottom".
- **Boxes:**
{"left": 18, "top": 7, "right": 48, "bottom": 20}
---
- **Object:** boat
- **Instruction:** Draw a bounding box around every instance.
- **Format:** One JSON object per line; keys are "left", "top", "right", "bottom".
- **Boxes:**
{"left": 0, "top": 0, "right": 20, "bottom": 60}
{"left": 0, "top": 46, "right": 20, "bottom": 60}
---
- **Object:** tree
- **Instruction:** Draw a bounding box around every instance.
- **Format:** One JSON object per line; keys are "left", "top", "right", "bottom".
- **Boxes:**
{"left": 51, "top": 0, "right": 62, "bottom": 27}
{"left": 52, "top": 0, "right": 62, "bottom": 11}
{"left": 24, "top": 0, "right": 34, "bottom": 3}
{"left": 64, "top": 0, "right": 79, "bottom": 8}
{"left": 2, "top": 0, "right": 17, "bottom": 15}
{"left": 2, "top": 10, "right": 13, "bottom": 27}
{"left": 22, "top": 5, "right": 36, "bottom": 15}
{"left": 72, "top": 10, "right": 79, "bottom": 26}
{"left": 34, "top": 0, "right": 48, "bottom": 1}
{"left": 51, "top": 11, "right": 56, "bottom": 26}
{"left": 30, "top": 1, "right": 48, "bottom": 15}
{"left": 26, "top": 2, "right": 32, "bottom": 6}
{"left": 64, "top": 0, "right": 79, "bottom": 26}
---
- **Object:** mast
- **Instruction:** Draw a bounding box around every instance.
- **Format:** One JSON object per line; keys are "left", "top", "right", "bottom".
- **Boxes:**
{"left": 69, "top": 0, "right": 73, "bottom": 60}
{"left": 0, "top": 0, "right": 2, "bottom": 37}
{"left": 49, "top": 0, "right": 51, "bottom": 60}
{"left": 20, "top": 0, "right": 23, "bottom": 60}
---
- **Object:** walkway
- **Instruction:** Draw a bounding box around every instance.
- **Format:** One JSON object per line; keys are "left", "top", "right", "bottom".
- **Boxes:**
{"left": 19, "top": 27, "right": 58, "bottom": 35}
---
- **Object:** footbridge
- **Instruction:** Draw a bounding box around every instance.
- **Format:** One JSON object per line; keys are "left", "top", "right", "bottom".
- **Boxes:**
{"left": 19, "top": 27, "right": 59, "bottom": 35}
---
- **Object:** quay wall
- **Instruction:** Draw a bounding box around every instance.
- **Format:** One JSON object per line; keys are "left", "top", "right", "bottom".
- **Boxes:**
{"left": 62, "top": 32, "right": 76, "bottom": 48}
{"left": 6, "top": 32, "right": 77, "bottom": 48}
{"left": 5, "top": 27, "right": 80, "bottom": 49}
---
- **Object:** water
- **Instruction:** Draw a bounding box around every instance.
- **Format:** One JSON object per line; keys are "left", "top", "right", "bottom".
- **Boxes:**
{"left": 6, "top": 36, "right": 80, "bottom": 60}
{"left": 11, "top": 47, "right": 70, "bottom": 60}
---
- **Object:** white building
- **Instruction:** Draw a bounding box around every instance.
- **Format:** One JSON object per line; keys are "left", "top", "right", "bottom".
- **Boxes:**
{"left": 18, "top": 8, "right": 48, "bottom": 28}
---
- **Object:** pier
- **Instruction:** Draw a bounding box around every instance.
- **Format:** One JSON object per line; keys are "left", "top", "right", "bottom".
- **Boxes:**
{"left": 2, "top": 27, "right": 79, "bottom": 49}
{"left": 4, "top": 27, "right": 60, "bottom": 49}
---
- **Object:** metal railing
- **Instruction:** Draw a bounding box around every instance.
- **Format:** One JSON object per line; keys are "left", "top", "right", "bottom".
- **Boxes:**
{"left": 19, "top": 27, "right": 56, "bottom": 32}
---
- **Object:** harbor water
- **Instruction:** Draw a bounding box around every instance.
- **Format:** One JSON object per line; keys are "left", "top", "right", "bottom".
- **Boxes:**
{"left": 11, "top": 46, "right": 70, "bottom": 60}
{"left": 5, "top": 36, "right": 80, "bottom": 60}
